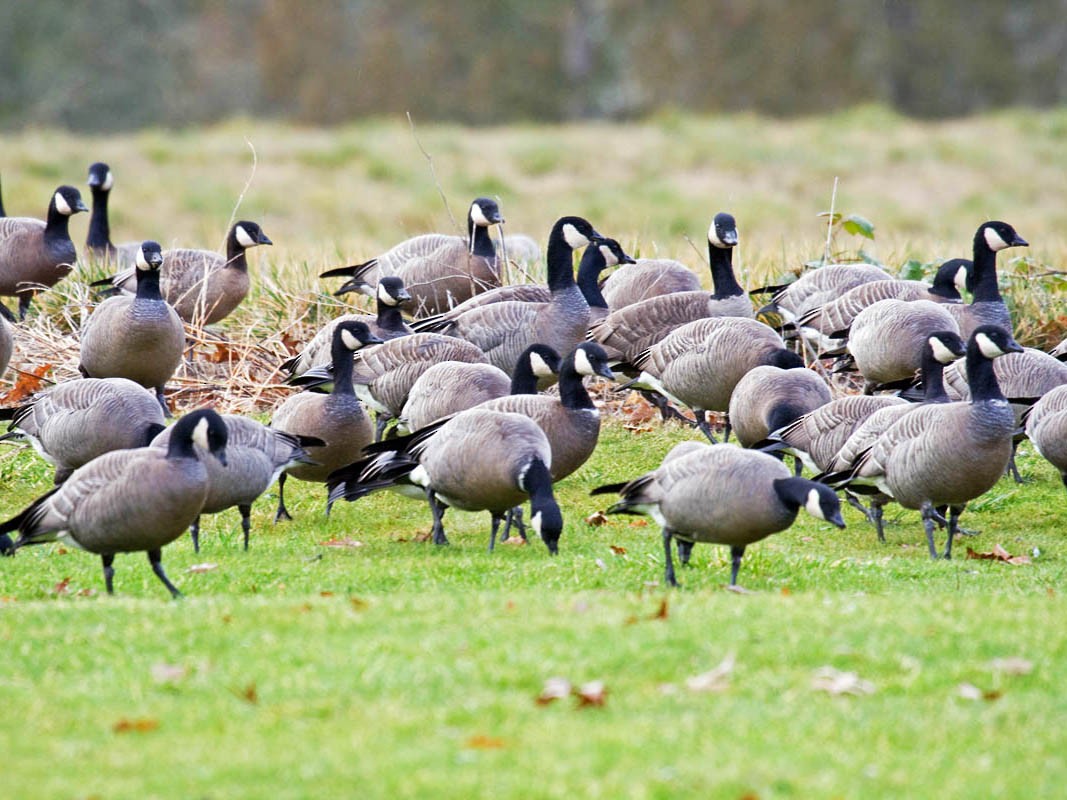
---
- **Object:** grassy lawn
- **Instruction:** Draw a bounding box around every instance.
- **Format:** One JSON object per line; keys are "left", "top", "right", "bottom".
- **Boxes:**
{"left": 1, "top": 111, "right": 1066, "bottom": 797}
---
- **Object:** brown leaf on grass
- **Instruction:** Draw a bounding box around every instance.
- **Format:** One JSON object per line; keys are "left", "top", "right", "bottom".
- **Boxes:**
{"left": 205, "top": 342, "right": 236, "bottom": 363}
{"left": 812, "top": 666, "right": 875, "bottom": 696}
{"left": 76, "top": 588, "right": 97, "bottom": 597}
{"left": 188, "top": 562, "right": 218, "bottom": 573}
{"left": 318, "top": 537, "right": 364, "bottom": 548}
{"left": 465, "top": 734, "right": 507, "bottom": 750}
{"left": 958, "top": 683, "right": 1002, "bottom": 701}
{"left": 628, "top": 519, "right": 648, "bottom": 527}
{"left": 686, "top": 653, "right": 736, "bottom": 693}
{"left": 609, "top": 544, "right": 627, "bottom": 555}
{"left": 990, "top": 657, "right": 1033, "bottom": 676}
{"left": 502, "top": 536, "right": 527, "bottom": 546}
{"left": 965, "top": 544, "right": 1031, "bottom": 565}
{"left": 413, "top": 531, "right": 433, "bottom": 543}
{"left": 55, "top": 547, "right": 68, "bottom": 555}
{"left": 0, "top": 363, "right": 51, "bottom": 404}
{"left": 576, "top": 680, "right": 608, "bottom": 707}
{"left": 584, "top": 511, "right": 609, "bottom": 526}
{"left": 51, "top": 577, "right": 71, "bottom": 596}
{"left": 652, "top": 597, "right": 669, "bottom": 620}
{"left": 349, "top": 596, "right": 368, "bottom": 610}
{"left": 151, "top": 663, "right": 189, "bottom": 684}
{"left": 113, "top": 717, "right": 159, "bottom": 734}
{"left": 234, "top": 682, "right": 258, "bottom": 704}
{"left": 536, "top": 677, "right": 572, "bottom": 706}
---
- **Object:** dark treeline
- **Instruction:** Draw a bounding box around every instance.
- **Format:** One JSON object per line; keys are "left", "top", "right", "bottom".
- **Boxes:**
{"left": 2, "top": 0, "right": 1066, "bottom": 131}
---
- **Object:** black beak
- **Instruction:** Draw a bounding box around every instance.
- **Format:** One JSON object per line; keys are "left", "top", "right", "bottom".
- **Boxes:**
{"left": 597, "top": 364, "right": 615, "bottom": 380}
{"left": 74, "top": 199, "right": 89, "bottom": 213}
{"left": 621, "top": 255, "right": 637, "bottom": 265}
{"left": 258, "top": 233, "right": 273, "bottom": 246}
{"left": 215, "top": 450, "right": 229, "bottom": 467}
{"left": 1011, "top": 234, "right": 1029, "bottom": 247}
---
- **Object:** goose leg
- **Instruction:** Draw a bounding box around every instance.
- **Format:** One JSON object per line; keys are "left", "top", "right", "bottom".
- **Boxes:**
{"left": 488, "top": 514, "right": 503, "bottom": 552}
{"left": 845, "top": 492, "right": 874, "bottom": 522}
{"left": 501, "top": 506, "right": 526, "bottom": 542}
{"left": 427, "top": 490, "right": 449, "bottom": 546}
{"left": 793, "top": 456, "right": 803, "bottom": 477}
{"left": 155, "top": 386, "right": 172, "bottom": 418}
{"left": 1007, "top": 442, "right": 1025, "bottom": 484}
{"left": 695, "top": 414, "right": 719, "bottom": 443}
{"left": 238, "top": 504, "right": 252, "bottom": 550}
{"left": 641, "top": 390, "right": 692, "bottom": 425}
{"left": 676, "top": 538, "right": 694, "bottom": 566}
{"left": 662, "top": 527, "right": 678, "bottom": 588}
{"left": 0, "top": 302, "right": 15, "bottom": 322}
{"left": 722, "top": 415, "right": 732, "bottom": 443}
{"left": 920, "top": 502, "right": 939, "bottom": 559}
{"left": 17, "top": 292, "right": 32, "bottom": 320}
{"left": 102, "top": 553, "right": 116, "bottom": 594}
{"left": 943, "top": 505, "right": 967, "bottom": 559}
{"left": 274, "top": 473, "right": 293, "bottom": 523}
{"left": 190, "top": 516, "right": 201, "bottom": 553}
{"left": 147, "top": 549, "right": 182, "bottom": 598}
{"left": 871, "top": 498, "right": 886, "bottom": 543}
{"left": 374, "top": 413, "right": 392, "bottom": 442}
{"left": 729, "top": 545, "right": 746, "bottom": 586}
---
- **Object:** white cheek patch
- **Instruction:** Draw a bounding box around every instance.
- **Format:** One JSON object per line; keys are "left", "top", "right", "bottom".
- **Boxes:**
{"left": 929, "top": 336, "right": 959, "bottom": 364}
{"left": 707, "top": 221, "right": 725, "bottom": 248}
{"left": 54, "top": 192, "right": 72, "bottom": 216}
{"left": 563, "top": 224, "right": 590, "bottom": 250}
{"left": 976, "top": 332, "right": 1006, "bottom": 359}
{"left": 191, "top": 417, "right": 210, "bottom": 450}
{"left": 573, "top": 346, "right": 594, "bottom": 376}
{"left": 984, "top": 226, "right": 1009, "bottom": 252}
{"left": 531, "top": 511, "right": 543, "bottom": 537}
{"left": 235, "top": 225, "right": 256, "bottom": 248}
{"left": 377, "top": 283, "right": 397, "bottom": 305}
{"left": 340, "top": 329, "right": 362, "bottom": 350}
{"left": 136, "top": 247, "right": 152, "bottom": 271}
{"left": 954, "top": 266, "right": 969, "bottom": 292}
{"left": 102, "top": 171, "right": 114, "bottom": 191}
{"left": 469, "top": 202, "right": 491, "bottom": 227}
{"left": 805, "top": 488, "right": 826, "bottom": 520}
{"left": 600, "top": 245, "right": 619, "bottom": 266}
{"left": 529, "top": 352, "right": 554, "bottom": 378}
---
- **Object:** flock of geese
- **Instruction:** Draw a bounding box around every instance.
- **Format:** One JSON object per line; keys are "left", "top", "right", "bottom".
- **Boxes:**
{"left": 0, "top": 162, "right": 1066, "bottom": 597}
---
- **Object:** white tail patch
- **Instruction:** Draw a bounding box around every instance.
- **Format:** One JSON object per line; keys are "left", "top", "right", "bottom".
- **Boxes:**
{"left": 529, "top": 351, "right": 554, "bottom": 378}
{"left": 805, "top": 488, "right": 826, "bottom": 520}
{"left": 409, "top": 464, "right": 430, "bottom": 488}
{"left": 53, "top": 191, "right": 72, "bottom": 216}
{"left": 235, "top": 225, "right": 256, "bottom": 248}
{"left": 377, "top": 282, "right": 397, "bottom": 305}
{"left": 563, "top": 223, "right": 590, "bottom": 250}
{"left": 573, "top": 346, "right": 595, "bottom": 376}
{"left": 929, "top": 335, "right": 960, "bottom": 364}
{"left": 469, "top": 202, "right": 492, "bottom": 227}
{"left": 340, "top": 328, "right": 363, "bottom": 350}
{"left": 600, "top": 244, "right": 619, "bottom": 266}
{"left": 983, "top": 226, "right": 1009, "bottom": 252}
{"left": 191, "top": 417, "right": 210, "bottom": 451}
{"left": 976, "top": 332, "right": 1006, "bottom": 359}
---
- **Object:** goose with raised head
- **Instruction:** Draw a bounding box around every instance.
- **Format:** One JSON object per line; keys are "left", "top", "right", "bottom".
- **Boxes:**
{"left": 0, "top": 185, "right": 88, "bottom": 319}
{"left": 0, "top": 377, "right": 165, "bottom": 485}
{"left": 84, "top": 162, "right": 141, "bottom": 266}
{"left": 589, "top": 213, "right": 753, "bottom": 366}
{"left": 79, "top": 241, "right": 184, "bottom": 415}
{"left": 593, "top": 443, "right": 844, "bottom": 587}
{"left": 1024, "top": 385, "right": 1067, "bottom": 491}
{"left": 328, "top": 407, "right": 564, "bottom": 553}
{"left": 0, "top": 408, "right": 228, "bottom": 597}
{"left": 321, "top": 197, "right": 505, "bottom": 317}
{"left": 270, "top": 320, "right": 383, "bottom": 522}
{"left": 943, "top": 221, "right": 1027, "bottom": 340}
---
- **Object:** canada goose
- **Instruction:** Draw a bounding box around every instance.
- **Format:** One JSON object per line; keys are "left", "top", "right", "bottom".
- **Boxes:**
{"left": 0, "top": 314, "right": 11, "bottom": 378}
{"left": 728, "top": 364, "right": 831, "bottom": 449}
{"left": 398, "top": 343, "right": 561, "bottom": 434}
{"left": 0, "top": 377, "right": 165, "bottom": 485}
{"left": 795, "top": 258, "right": 970, "bottom": 348}
{"left": 79, "top": 241, "right": 184, "bottom": 415}
{"left": 270, "top": 320, "right": 383, "bottom": 521}
{"left": 402, "top": 216, "right": 602, "bottom": 378}
{"left": 1051, "top": 338, "right": 1067, "bottom": 361}
{"left": 593, "top": 443, "right": 844, "bottom": 587}
{"left": 1024, "top": 385, "right": 1067, "bottom": 490}
{"left": 281, "top": 276, "right": 413, "bottom": 379}
{"left": 320, "top": 198, "right": 505, "bottom": 317}
{"left": 837, "top": 326, "right": 1023, "bottom": 559}
{"left": 500, "top": 233, "right": 541, "bottom": 268}
{"left": 628, "top": 316, "right": 803, "bottom": 441}
{"left": 844, "top": 299, "right": 960, "bottom": 392}
{"left": 589, "top": 213, "right": 753, "bottom": 366}
{"left": 84, "top": 162, "right": 141, "bottom": 266}
{"left": 95, "top": 221, "right": 272, "bottom": 325}
{"left": 151, "top": 414, "right": 317, "bottom": 552}
{"left": 328, "top": 407, "right": 563, "bottom": 553}
{"left": 412, "top": 236, "right": 632, "bottom": 333}
{"left": 943, "top": 221, "right": 1027, "bottom": 340}
{"left": 756, "top": 263, "right": 892, "bottom": 326}
{"left": 599, "top": 257, "right": 702, "bottom": 310}
{"left": 0, "top": 407, "right": 228, "bottom": 597}
{"left": 0, "top": 185, "right": 88, "bottom": 319}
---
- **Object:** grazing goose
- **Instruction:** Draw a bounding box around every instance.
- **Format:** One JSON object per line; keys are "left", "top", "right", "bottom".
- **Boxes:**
{"left": 0, "top": 185, "right": 88, "bottom": 319}
{"left": 79, "top": 241, "right": 184, "bottom": 415}
{"left": 402, "top": 216, "right": 602, "bottom": 378}
{"left": 629, "top": 316, "right": 803, "bottom": 441}
{"left": 1024, "top": 385, "right": 1067, "bottom": 490}
{"left": 151, "top": 414, "right": 317, "bottom": 552}
{"left": 728, "top": 364, "right": 831, "bottom": 449}
{"left": 398, "top": 343, "right": 561, "bottom": 434}
{"left": 0, "top": 314, "right": 11, "bottom": 378}
{"left": 593, "top": 443, "right": 844, "bottom": 587}
{"left": 837, "top": 326, "right": 1023, "bottom": 559}
{"left": 599, "top": 257, "right": 702, "bottom": 310}
{"left": 329, "top": 407, "right": 563, "bottom": 553}
{"left": 270, "top": 320, "right": 383, "bottom": 521}
{"left": 0, "top": 377, "right": 165, "bottom": 485}
{"left": 281, "top": 276, "right": 413, "bottom": 379}
{"left": 321, "top": 197, "right": 505, "bottom": 317}
{"left": 412, "top": 236, "right": 632, "bottom": 332}
{"left": 0, "top": 407, "right": 228, "bottom": 597}
{"left": 96, "top": 221, "right": 272, "bottom": 325}
{"left": 589, "top": 213, "right": 753, "bottom": 366}
{"left": 755, "top": 262, "right": 892, "bottom": 326}
{"left": 84, "top": 162, "right": 140, "bottom": 266}
{"left": 795, "top": 258, "right": 970, "bottom": 348}
{"left": 943, "top": 221, "right": 1027, "bottom": 340}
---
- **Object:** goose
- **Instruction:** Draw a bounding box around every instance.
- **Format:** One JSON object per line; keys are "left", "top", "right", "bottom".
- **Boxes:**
{"left": 0, "top": 377, "right": 165, "bottom": 485}
{"left": 0, "top": 185, "right": 88, "bottom": 319}
{"left": 79, "top": 241, "right": 184, "bottom": 415}
{"left": 592, "top": 443, "right": 844, "bottom": 587}
{"left": 398, "top": 343, "right": 561, "bottom": 434}
{"left": 84, "top": 162, "right": 140, "bottom": 266}
{"left": 151, "top": 414, "right": 317, "bottom": 552}
{"left": 0, "top": 407, "right": 228, "bottom": 597}
{"left": 281, "top": 276, "right": 413, "bottom": 379}
{"left": 500, "top": 233, "right": 541, "bottom": 269}
{"left": 1051, "top": 338, "right": 1067, "bottom": 361}
{"left": 1024, "top": 385, "right": 1067, "bottom": 490}
{"left": 94, "top": 221, "right": 272, "bottom": 325}
{"left": 599, "top": 257, "right": 702, "bottom": 310}
{"left": 270, "top": 320, "right": 383, "bottom": 522}
{"left": 328, "top": 407, "right": 563, "bottom": 553}
{"left": 320, "top": 197, "right": 505, "bottom": 317}
{"left": 836, "top": 326, "right": 1023, "bottom": 559}
{"left": 411, "top": 236, "right": 632, "bottom": 332}
{"left": 401, "top": 216, "right": 602, "bottom": 378}
{"left": 628, "top": 316, "right": 804, "bottom": 441}
{"left": 943, "top": 221, "right": 1027, "bottom": 340}
{"left": 588, "top": 213, "right": 753, "bottom": 366}
{"left": 755, "top": 262, "right": 892, "bottom": 326}
{"left": 0, "top": 314, "right": 10, "bottom": 378}
{"left": 727, "top": 364, "right": 831, "bottom": 450}
{"left": 795, "top": 258, "right": 970, "bottom": 348}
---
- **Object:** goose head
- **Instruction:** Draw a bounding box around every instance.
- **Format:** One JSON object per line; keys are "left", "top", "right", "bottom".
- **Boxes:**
{"left": 51, "top": 185, "right": 89, "bottom": 217}
{"left": 977, "top": 221, "right": 1027, "bottom": 254}
{"left": 377, "top": 276, "right": 412, "bottom": 307}
{"left": 708, "top": 212, "right": 738, "bottom": 249}
{"left": 469, "top": 197, "right": 505, "bottom": 228}
{"left": 86, "top": 162, "right": 114, "bottom": 193}
{"left": 232, "top": 221, "right": 273, "bottom": 250}
{"left": 135, "top": 241, "right": 164, "bottom": 272}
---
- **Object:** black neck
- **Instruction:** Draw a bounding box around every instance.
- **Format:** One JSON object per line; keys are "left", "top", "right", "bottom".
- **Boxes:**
{"left": 546, "top": 226, "right": 577, "bottom": 293}
{"left": 970, "top": 232, "right": 1003, "bottom": 304}
{"left": 225, "top": 234, "right": 250, "bottom": 272}
{"left": 135, "top": 268, "right": 165, "bottom": 301}
{"left": 919, "top": 352, "right": 951, "bottom": 403}
{"left": 520, "top": 457, "right": 554, "bottom": 501}
{"left": 707, "top": 244, "right": 742, "bottom": 298}
{"left": 375, "top": 301, "right": 407, "bottom": 333}
{"left": 86, "top": 187, "right": 112, "bottom": 250}
{"left": 510, "top": 357, "right": 541, "bottom": 395}
{"left": 166, "top": 422, "right": 199, "bottom": 460}
{"left": 44, "top": 203, "right": 73, "bottom": 241}
{"left": 558, "top": 355, "right": 595, "bottom": 410}
{"left": 928, "top": 262, "right": 966, "bottom": 301}
{"left": 965, "top": 339, "right": 1006, "bottom": 403}
{"left": 468, "top": 219, "right": 496, "bottom": 260}
{"left": 575, "top": 243, "right": 608, "bottom": 310}
{"left": 772, "top": 477, "right": 811, "bottom": 513}
{"left": 330, "top": 338, "right": 357, "bottom": 396}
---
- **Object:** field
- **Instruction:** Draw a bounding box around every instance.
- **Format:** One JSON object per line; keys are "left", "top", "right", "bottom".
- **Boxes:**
{"left": 1, "top": 109, "right": 1067, "bottom": 798}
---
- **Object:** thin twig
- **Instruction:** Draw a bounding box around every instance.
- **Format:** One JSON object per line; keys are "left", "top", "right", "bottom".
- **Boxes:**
{"left": 823, "top": 176, "right": 839, "bottom": 265}
{"left": 406, "top": 112, "right": 458, "bottom": 234}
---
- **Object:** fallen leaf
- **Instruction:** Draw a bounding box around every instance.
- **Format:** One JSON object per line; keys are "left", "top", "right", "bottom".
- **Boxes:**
{"left": 0, "top": 363, "right": 51, "bottom": 404}
{"left": 812, "top": 666, "right": 875, "bottom": 696}
{"left": 55, "top": 547, "right": 68, "bottom": 555}
{"left": 205, "top": 342, "right": 236, "bottom": 363}
{"left": 536, "top": 677, "right": 572, "bottom": 706}
{"left": 113, "top": 717, "right": 159, "bottom": 734}
{"left": 651, "top": 597, "right": 669, "bottom": 620}
{"left": 413, "top": 531, "right": 433, "bottom": 543}
{"left": 188, "top": 563, "right": 218, "bottom": 573}
{"left": 965, "top": 544, "right": 1031, "bottom": 565}
{"left": 151, "top": 663, "right": 188, "bottom": 684}
{"left": 319, "top": 591, "right": 335, "bottom": 597}
{"left": 235, "top": 682, "right": 258, "bottom": 704}
{"left": 609, "top": 544, "right": 627, "bottom": 555}
{"left": 465, "top": 734, "right": 506, "bottom": 750}
{"left": 686, "top": 653, "right": 735, "bottom": 693}
{"left": 76, "top": 588, "right": 97, "bottom": 598}
{"left": 957, "top": 682, "right": 1001, "bottom": 701}
{"left": 349, "top": 596, "right": 368, "bottom": 610}
{"left": 502, "top": 536, "right": 526, "bottom": 546}
{"left": 319, "top": 537, "right": 364, "bottom": 548}
{"left": 628, "top": 519, "right": 648, "bottom": 528}
{"left": 51, "top": 577, "right": 71, "bottom": 596}
{"left": 780, "top": 587, "right": 792, "bottom": 596}
{"left": 576, "top": 680, "right": 608, "bottom": 707}
{"left": 990, "top": 657, "right": 1033, "bottom": 676}
{"left": 585, "top": 511, "right": 609, "bottom": 526}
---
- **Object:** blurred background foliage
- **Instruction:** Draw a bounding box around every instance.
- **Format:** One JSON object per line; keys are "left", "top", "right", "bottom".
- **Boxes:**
{"left": 2, "top": 0, "right": 1067, "bottom": 131}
